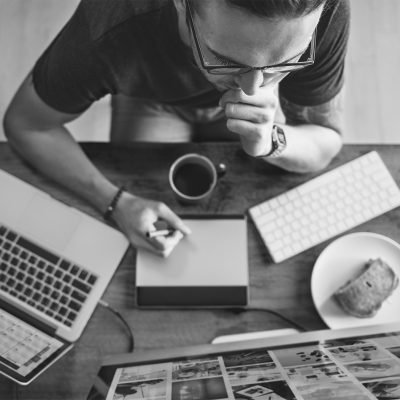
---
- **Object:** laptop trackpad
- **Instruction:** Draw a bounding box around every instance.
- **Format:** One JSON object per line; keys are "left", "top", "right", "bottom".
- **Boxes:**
{"left": 15, "top": 193, "right": 82, "bottom": 252}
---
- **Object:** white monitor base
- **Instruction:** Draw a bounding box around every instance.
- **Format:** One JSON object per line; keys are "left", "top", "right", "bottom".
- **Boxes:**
{"left": 211, "top": 328, "right": 299, "bottom": 344}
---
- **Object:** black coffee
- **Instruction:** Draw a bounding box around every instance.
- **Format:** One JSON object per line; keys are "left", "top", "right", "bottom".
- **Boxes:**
{"left": 173, "top": 163, "right": 213, "bottom": 197}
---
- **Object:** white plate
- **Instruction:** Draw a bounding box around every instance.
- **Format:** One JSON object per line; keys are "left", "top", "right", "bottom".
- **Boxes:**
{"left": 311, "top": 232, "right": 400, "bottom": 329}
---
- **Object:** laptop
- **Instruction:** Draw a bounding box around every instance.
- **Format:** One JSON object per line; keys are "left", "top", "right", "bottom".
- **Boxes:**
{"left": 0, "top": 169, "right": 129, "bottom": 385}
{"left": 89, "top": 322, "right": 400, "bottom": 400}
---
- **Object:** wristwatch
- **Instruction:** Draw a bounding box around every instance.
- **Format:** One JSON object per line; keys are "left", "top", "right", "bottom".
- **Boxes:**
{"left": 256, "top": 124, "right": 287, "bottom": 158}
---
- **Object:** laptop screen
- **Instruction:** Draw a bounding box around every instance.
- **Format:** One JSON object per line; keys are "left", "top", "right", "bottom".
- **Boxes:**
{"left": 88, "top": 323, "right": 400, "bottom": 400}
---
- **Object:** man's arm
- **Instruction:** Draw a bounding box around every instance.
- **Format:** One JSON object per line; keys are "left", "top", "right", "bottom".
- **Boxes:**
{"left": 3, "top": 73, "right": 190, "bottom": 256}
{"left": 266, "top": 88, "right": 344, "bottom": 173}
{"left": 221, "top": 85, "right": 344, "bottom": 174}
{"left": 3, "top": 73, "right": 118, "bottom": 211}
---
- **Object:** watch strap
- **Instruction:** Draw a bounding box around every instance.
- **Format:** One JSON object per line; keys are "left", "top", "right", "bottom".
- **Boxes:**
{"left": 255, "top": 124, "right": 286, "bottom": 158}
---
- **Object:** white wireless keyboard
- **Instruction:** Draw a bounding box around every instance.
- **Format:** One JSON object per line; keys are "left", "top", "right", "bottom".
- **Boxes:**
{"left": 249, "top": 151, "right": 400, "bottom": 263}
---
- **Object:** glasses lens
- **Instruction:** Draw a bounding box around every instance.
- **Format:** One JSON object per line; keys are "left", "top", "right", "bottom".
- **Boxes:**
{"left": 263, "top": 64, "right": 309, "bottom": 74}
{"left": 208, "top": 67, "right": 246, "bottom": 75}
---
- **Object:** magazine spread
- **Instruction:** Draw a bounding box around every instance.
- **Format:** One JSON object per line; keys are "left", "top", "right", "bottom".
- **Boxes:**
{"left": 105, "top": 331, "right": 400, "bottom": 400}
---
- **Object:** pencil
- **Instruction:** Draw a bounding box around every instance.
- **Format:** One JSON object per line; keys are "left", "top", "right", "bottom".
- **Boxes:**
{"left": 146, "top": 229, "right": 175, "bottom": 238}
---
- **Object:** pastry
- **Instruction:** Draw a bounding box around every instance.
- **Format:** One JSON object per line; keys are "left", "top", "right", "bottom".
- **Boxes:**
{"left": 334, "top": 258, "right": 399, "bottom": 318}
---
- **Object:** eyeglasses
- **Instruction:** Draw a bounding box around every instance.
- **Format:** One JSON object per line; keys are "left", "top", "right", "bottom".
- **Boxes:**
{"left": 185, "top": 0, "right": 316, "bottom": 75}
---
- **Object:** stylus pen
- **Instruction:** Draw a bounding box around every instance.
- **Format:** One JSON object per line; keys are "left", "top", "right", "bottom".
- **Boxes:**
{"left": 146, "top": 229, "right": 176, "bottom": 238}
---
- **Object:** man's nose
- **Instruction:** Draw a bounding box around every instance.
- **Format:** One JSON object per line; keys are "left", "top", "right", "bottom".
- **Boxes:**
{"left": 235, "top": 69, "right": 264, "bottom": 95}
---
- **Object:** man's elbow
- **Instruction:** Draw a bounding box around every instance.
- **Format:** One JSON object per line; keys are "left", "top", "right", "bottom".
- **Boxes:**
{"left": 3, "top": 101, "right": 34, "bottom": 149}
{"left": 309, "top": 131, "right": 343, "bottom": 173}
{"left": 3, "top": 104, "right": 18, "bottom": 142}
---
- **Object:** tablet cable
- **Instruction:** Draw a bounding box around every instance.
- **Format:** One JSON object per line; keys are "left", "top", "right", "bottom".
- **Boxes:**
{"left": 99, "top": 300, "right": 135, "bottom": 352}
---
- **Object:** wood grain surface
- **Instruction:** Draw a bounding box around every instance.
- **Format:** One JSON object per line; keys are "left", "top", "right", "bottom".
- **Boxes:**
{"left": 1, "top": 142, "right": 400, "bottom": 399}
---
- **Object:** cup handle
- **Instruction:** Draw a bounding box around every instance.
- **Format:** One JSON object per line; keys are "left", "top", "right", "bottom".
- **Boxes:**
{"left": 216, "top": 163, "right": 227, "bottom": 178}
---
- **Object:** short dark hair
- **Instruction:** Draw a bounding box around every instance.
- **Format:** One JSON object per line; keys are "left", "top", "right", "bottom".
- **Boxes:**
{"left": 192, "top": 0, "right": 328, "bottom": 19}
{"left": 227, "top": 0, "right": 328, "bottom": 18}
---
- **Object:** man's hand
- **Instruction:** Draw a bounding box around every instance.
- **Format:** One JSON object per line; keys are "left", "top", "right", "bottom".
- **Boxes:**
{"left": 220, "top": 85, "right": 278, "bottom": 157}
{"left": 112, "top": 192, "right": 191, "bottom": 257}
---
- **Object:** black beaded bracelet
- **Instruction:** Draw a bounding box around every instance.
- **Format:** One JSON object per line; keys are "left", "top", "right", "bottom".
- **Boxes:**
{"left": 103, "top": 186, "right": 126, "bottom": 221}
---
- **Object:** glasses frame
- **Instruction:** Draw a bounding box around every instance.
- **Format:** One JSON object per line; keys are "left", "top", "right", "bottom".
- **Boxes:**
{"left": 185, "top": 0, "right": 316, "bottom": 75}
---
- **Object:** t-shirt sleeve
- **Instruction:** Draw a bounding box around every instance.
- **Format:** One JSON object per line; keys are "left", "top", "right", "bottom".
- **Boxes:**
{"left": 280, "top": 0, "right": 350, "bottom": 106}
{"left": 32, "top": 3, "right": 113, "bottom": 114}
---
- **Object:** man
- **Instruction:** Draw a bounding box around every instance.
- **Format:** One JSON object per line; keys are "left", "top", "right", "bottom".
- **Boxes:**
{"left": 3, "top": 0, "right": 349, "bottom": 256}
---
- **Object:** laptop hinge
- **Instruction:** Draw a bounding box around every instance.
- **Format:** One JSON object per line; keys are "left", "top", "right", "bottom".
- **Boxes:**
{"left": 0, "top": 294, "right": 57, "bottom": 336}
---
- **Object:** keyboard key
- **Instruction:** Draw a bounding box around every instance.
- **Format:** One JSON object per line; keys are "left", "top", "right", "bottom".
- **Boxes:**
{"left": 70, "top": 265, "right": 80, "bottom": 276}
{"left": 59, "top": 307, "right": 67, "bottom": 316}
{"left": 72, "top": 279, "right": 91, "bottom": 294}
{"left": 43, "top": 286, "right": 51, "bottom": 295}
{"left": 71, "top": 290, "right": 87, "bottom": 303}
{"left": 45, "top": 310, "right": 54, "bottom": 317}
{"left": 6, "top": 231, "right": 17, "bottom": 241}
{"left": 62, "top": 286, "right": 71, "bottom": 295}
{"left": 45, "top": 276, "right": 54, "bottom": 285}
{"left": 16, "top": 237, "right": 59, "bottom": 265}
{"left": 37, "top": 271, "right": 45, "bottom": 281}
{"left": 55, "top": 269, "right": 63, "bottom": 279}
{"left": 28, "top": 255, "right": 37, "bottom": 264}
{"left": 88, "top": 274, "right": 97, "bottom": 285}
{"left": 18, "top": 294, "right": 27, "bottom": 302}
{"left": 50, "top": 291, "right": 60, "bottom": 300}
{"left": 41, "top": 297, "right": 50, "bottom": 306}
{"left": 33, "top": 292, "right": 41, "bottom": 302}
{"left": 59, "top": 261, "right": 70, "bottom": 271}
{"left": 67, "top": 311, "right": 77, "bottom": 322}
{"left": 68, "top": 300, "right": 82, "bottom": 312}
{"left": 15, "top": 283, "right": 24, "bottom": 292}
{"left": 0, "top": 226, "right": 6, "bottom": 236}
{"left": 79, "top": 270, "right": 88, "bottom": 280}
{"left": 25, "top": 277, "right": 33, "bottom": 286}
{"left": 6, "top": 278, "right": 16, "bottom": 287}
{"left": 19, "top": 262, "right": 27, "bottom": 271}
{"left": 46, "top": 265, "right": 54, "bottom": 274}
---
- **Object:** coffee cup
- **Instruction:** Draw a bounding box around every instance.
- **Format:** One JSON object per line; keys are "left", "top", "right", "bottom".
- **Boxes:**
{"left": 169, "top": 153, "right": 226, "bottom": 204}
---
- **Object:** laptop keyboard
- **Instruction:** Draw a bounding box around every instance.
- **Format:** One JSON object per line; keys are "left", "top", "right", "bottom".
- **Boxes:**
{"left": 0, "top": 225, "right": 98, "bottom": 328}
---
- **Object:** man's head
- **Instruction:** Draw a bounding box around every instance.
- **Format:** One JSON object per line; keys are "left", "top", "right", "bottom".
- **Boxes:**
{"left": 174, "top": 0, "right": 326, "bottom": 95}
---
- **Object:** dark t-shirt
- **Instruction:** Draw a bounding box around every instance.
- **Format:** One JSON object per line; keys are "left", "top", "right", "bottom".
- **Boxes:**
{"left": 32, "top": 0, "right": 350, "bottom": 115}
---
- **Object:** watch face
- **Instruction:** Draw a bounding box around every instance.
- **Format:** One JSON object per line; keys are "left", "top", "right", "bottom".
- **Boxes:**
{"left": 277, "top": 132, "right": 285, "bottom": 143}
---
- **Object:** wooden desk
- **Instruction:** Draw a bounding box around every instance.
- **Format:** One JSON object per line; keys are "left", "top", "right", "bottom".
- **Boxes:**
{"left": 1, "top": 142, "right": 399, "bottom": 399}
